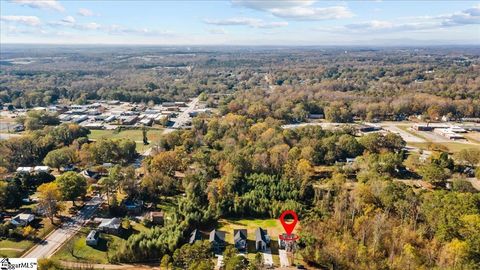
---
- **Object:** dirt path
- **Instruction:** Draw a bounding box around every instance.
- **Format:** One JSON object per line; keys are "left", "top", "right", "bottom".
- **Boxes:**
{"left": 0, "top": 248, "right": 25, "bottom": 252}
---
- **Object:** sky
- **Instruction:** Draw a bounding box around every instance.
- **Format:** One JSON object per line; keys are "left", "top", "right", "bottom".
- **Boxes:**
{"left": 0, "top": 0, "right": 479, "bottom": 45}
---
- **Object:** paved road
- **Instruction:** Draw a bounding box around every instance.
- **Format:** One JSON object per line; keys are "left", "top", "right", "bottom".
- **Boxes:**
{"left": 381, "top": 125, "right": 426, "bottom": 143}
{"left": 22, "top": 196, "right": 103, "bottom": 259}
{"left": 171, "top": 97, "right": 199, "bottom": 129}
{"left": 215, "top": 254, "right": 224, "bottom": 270}
{"left": 0, "top": 133, "right": 21, "bottom": 140}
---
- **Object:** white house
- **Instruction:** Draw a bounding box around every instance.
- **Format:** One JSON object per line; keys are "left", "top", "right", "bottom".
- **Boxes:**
{"left": 16, "top": 167, "right": 33, "bottom": 174}
{"left": 34, "top": 166, "right": 51, "bottom": 173}
{"left": 11, "top": 213, "right": 35, "bottom": 227}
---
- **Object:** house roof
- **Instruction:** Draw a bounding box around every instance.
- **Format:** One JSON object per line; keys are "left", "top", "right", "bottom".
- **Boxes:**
{"left": 234, "top": 229, "right": 247, "bottom": 244}
{"left": 149, "top": 211, "right": 164, "bottom": 218}
{"left": 209, "top": 229, "right": 226, "bottom": 243}
{"left": 255, "top": 227, "right": 268, "bottom": 243}
{"left": 87, "top": 230, "right": 99, "bottom": 240}
{"left": 13, "top": 213, "right": 35, "bottom": 221}
{"left": 189, "top": 229, "right": 202, "bottom": 244}
{"left": 34, "top": 166, "right": 50, "bottom": 172}
{"left": 81, "top": 169, "right": 99, "bottom": 179}
{"left": 16, "top": 167, "right": 33, "bottom": 173}
{"left": 99, "top": 218, "right": 121, "bottom": 229}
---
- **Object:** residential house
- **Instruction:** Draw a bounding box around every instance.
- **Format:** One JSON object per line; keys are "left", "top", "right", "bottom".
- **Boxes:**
{"left": 147, "top": 211, "right": 164, "bottom": 225}
{"left": 86, "top": 230, "right": 100, "bottom": 246}
{"left": 80, "top": 170, "right": 100, "bottom": 181}
{"left": 98, "top": 218, "right": 122, "bottom": 234}
{"left": 189, "top": 229, "right": 202, "bottom": 244}
{"left": 234, "top": 229, "right": 247, "bottom": 252}
{"left": 124, "top": 200, "right": 143, "bottom": 214}
{"left": 209, "top": 229, "right": 226, "bottom": 253}
{"left": 34, "top": 166, "right": 51, "bottom": 173}
{"left": 16, "top": 167, "right": 33, "bottom": 174}
{"left": 11, "top": 213, "right": 35, "bottom": 227}
{"left": 255, "top": 227, "right": 270, "bottom": 251}
{"left": 11, "top": 124, "right": 24, "bottom": 132}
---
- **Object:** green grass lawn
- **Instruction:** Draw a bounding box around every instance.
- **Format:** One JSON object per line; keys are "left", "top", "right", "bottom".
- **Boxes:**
{"left": 53, "top": 222, "right": 148, "bottom": 264}
{"left": 88, "top": 128, "right": 164, "bottom": 152}
{"left": 0, "top": 218, "right": 55, "bottom": 258}
{"left": 0, "top": 239, "right": 35, "bottom": 258}
{"left": 54, "top": 228, "right": 123, "bottom": 264}
{"left": 89, "top": 128, "right": 164, "bottom": 142}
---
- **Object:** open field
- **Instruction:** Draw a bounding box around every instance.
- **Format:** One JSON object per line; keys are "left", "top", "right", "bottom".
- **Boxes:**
{"left": 88, "top": 128, "right": 165, "bottom": 152}
{"left": 409, "top": 142, "right": 480, "bottom": 153}
{"left": 89, "top": 128, "right": 164, "bottom": 142}
{"left": 464, "top": 133, "right": 480, "bottom": 144}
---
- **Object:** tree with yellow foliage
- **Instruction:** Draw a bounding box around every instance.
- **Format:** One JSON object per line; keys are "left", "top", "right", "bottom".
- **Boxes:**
{"left": 37, "top": 182, "right": 63, "bottom": 223}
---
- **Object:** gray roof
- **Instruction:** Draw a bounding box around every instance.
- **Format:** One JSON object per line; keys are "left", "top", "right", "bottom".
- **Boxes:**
{"left": 234, "top": 229, "right": 247, "bottom": 244}
{"left": 189, "top": 229, "right": 202, "bottom": 244}
{"left": 209, "top": 229, "right": 226, "bottom": 244}
{"left": 99, "top": 217, "right": 121, "bottom": 229}
{"left": 255, "top": 227, "right": 267, "bottom": 243}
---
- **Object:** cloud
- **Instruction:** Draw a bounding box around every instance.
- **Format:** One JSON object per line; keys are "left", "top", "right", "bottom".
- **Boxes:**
{"left": 1, "top": 15, "right": 41, "bottom": 26}
{"left": 318, "top": 5, "right": 480, "bottom": 34}
{"left": 78, "top": 8, "right": 94, "bottom": 17}
{"left": 231, "top": 0, "right": 353, "bottom": 20}
{"left": 207, "top": 28, "right": 228, "bottom": 35}
{"left": 61, "top": 16, "right": 75, "bottom": 24}
{"left": 9, "top": 0, "right": 64, "bottom": 12}
{"left": 204, "top": 17, "right": 288, "bottom": 28}
{"left": 439, "top": 5, "right": 480, "bottom": 26}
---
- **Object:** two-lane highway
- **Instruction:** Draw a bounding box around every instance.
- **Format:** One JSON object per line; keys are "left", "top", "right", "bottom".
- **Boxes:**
{"left": 23, "top": 195, "right": 103, "bottom": 259}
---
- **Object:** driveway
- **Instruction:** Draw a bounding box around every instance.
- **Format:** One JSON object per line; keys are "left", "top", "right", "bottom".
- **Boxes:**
{"left": 215, "top": 254, "right": 224, "bottom": 270}
{"left": 22, "top": 195, "right": 103, "bottom": 258}
{"left": 279, "top": 249, "right": 290, "bottom": 267}
{"left": 262, "top": 248, "right": 273, "bottom": 266}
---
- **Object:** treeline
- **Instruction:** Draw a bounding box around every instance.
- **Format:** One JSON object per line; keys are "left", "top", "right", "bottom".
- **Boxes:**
{"left": 300, "top": 174, "right": 480, "bottom": 269}
{"left": 0, "top": 121, "right": 137, "bottom": 171}
{"left": 224, "top": 89, "right": 480, "bottom": 123}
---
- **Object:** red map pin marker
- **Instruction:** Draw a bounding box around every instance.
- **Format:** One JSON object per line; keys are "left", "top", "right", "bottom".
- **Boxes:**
{"left": 279, "top": 210, "right": 298, "bottom": 237}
